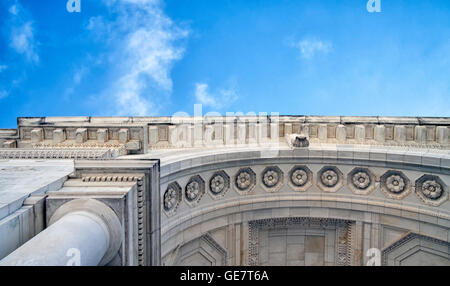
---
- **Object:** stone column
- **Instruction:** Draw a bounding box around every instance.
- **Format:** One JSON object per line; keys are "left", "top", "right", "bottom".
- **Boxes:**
{"left": 0, "top": 199, "right": 121, "bottom": 266}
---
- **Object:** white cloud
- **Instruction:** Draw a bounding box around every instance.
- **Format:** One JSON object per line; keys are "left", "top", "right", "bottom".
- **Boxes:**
{"left": 291, "top": 38, "right": 332, "bottom": 59}
{"left": 8, "top": 4, "right": 18, "bottom": 16}
{"left": 194, "top": 82, "right": 239, "bottom": 109}
{"left": 7, "top": 2, "right": 39, "bottom": 64}
{"left": 87, "top": 0, "right": 189, "bottom": 116}
{"left": 0, "top": 90, "right": 8, "bottom": 99}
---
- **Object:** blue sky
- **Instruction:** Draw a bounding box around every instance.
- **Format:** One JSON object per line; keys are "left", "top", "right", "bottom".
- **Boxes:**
{"left": 0, "top": 0, "right": 450, "bottom": 128}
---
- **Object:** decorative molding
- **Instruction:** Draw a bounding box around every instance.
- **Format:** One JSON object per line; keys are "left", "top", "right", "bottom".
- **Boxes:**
{"left": 381, "top": 232, "right": 450, "bottom": 265}
{"left": 81, "top": 174, "right": 144, "bottom": 183}
{"left": 0, "top": 148, "right": 123, "bottom": 160}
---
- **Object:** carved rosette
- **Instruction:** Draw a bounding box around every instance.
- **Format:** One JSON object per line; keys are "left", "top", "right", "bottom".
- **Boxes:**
{"left": 288, "top": 166, "right": 313, "bottom": 192}
{"left": 163, "top": 182, "right": 182, "bottom": 215}
{"left": 347, "top": 168, "right": 376, "bottom": 195}
{"left": 209, "top": 170, "right": 230, "bottom": 199}
{"left": 233, "top": 167, "right": 256, "bottom": 194}
{"left": 415, "top": 175, "right": 448, "bottom": 206}
{"left": 185, "top": 175, "right": 205, "bottom": 207}
{"left": 317, "top": 166, "right": 344, "bottom": 193}
{"left": 321, "top": 170, "right": 339, "bottom": 187}
{"left": 261, "top": 166, "right": 283, "bottom": 192}
{"left": 380, "top": 170, "right": 411, "bottom": 200}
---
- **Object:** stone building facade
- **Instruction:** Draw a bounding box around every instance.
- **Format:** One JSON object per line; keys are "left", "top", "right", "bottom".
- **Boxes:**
{"left": 0, "top": 116, "right": 449, "bottom": 266}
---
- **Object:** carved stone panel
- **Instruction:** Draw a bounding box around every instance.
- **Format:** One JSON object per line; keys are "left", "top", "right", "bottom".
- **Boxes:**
{"left": 248, "top": 218, "right": 353, "bottom": 266}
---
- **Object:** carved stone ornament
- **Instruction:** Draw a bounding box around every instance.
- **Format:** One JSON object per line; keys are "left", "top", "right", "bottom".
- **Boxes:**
{"left": 421, "top": 180, "right": 443, "bottom": 200}
{"left": 234, "top": 168, "right": 256, "bottom": 193}
{"left": 321, "top": 169, "right": 339, "bottom": 187}
{"left": 291, "top": 168, "right": 309, "bottom": 187}
{"left": 210, "top": 174, "right": 226, "bottom": 194}
{"left": 184, "top": 175, "right": 205, "bottom": 206}
{"left": 287, "top": 134, "right": 309, "bottom": 148}
{"left": 385, "top": 174, "right": 406, "bottom": 194}
{"left": 163, "top": 182, "right": 181, "bottom": 212}
{"left": 380, "top": 170, "right": 411, "bottom": 200}
{"left": 237, "top": 171, "right": 252, "bottom": 190}
{"left": 208, "top": 170, "right": 230, "bottom": 198}
{"left": 352, "top": 171, "right": 371, "bottom": 190}
{"left": 414, "top": 175, "right": 448, "bottom": 206}
{"left": 186, "top": 180, "right": 201, "bottom": 201}
{"left": 263, "top": 169, "right": 280, "bottom": 188}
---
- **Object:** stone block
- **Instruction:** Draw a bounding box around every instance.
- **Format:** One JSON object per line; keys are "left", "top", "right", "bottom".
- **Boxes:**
{"left": 75, "top": 128, "right": 87, "bottom": 143}
{"left": 318, "top": 124, "right": 327, "bottom": 141}
{"left": 436, "top": 126, "right": 449, "bottom": 145}
{"left": 2, "top": 140, "right": 16, "bottom": 148}
{"left": 97, "top": 129, "right": 109, "bottom": 143}
{"left": 374, "top": 125, "right": 385, "bottom": 143}
{"left": 414, "top": 126, "right": 427, "bottom": 144}
{"left": 354, "top": 125, "right": 365, "bottom": 143}
{"left": 31, "top": 129, "right": 43, "bottom": 143}
{"left": 119, "top": 129, "right": 129, "bottom": 144}
{"left": 336, "top": 125, "right": 346, "bottom": 142}
{"left": 394, "top": 125, "right": 406, "bottom": 143}
{"left": 53, "top": 129, "right": 66, "bottom": 144}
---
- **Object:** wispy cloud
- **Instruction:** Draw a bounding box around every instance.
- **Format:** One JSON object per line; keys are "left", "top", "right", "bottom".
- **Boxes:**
{"left": 0, "top": 65, "right": 7, "bottom": 73}
{"left": 0, "top": 90, "right": 8, "bottom": 99}
{"left": 7, "top": 2, "right": 39, "bottom": 64}
{"left": 194, "top": 81, "right": 239, "bottom": 109}
{"left": 290, "top": 38, "right": 332, "bottom": 60}
{"left": 87, "top": 0, "right": 189, "bottom": 116}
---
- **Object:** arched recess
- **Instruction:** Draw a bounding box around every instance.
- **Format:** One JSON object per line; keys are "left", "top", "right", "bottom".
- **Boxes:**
{"left": 156, "top": 146, "right": 450, "bottom": 266}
